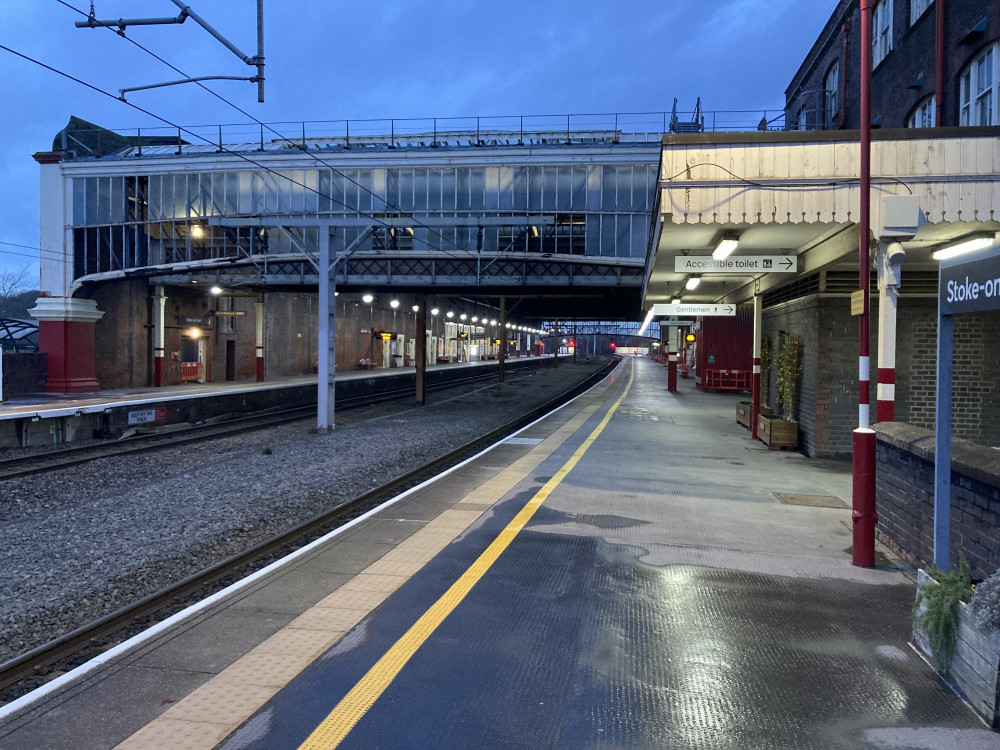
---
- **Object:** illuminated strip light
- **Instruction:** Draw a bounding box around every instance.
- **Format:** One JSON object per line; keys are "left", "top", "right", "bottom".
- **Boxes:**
{"left": 931, "top": 236, "right": 993, "bottom": 261}
{"left": 637, "top": 308, "right": 655, "bottom": 336}
{"left": 712, "top": 238, "right": 739, "bottom": 260}
{"left": 685, "top": 276, "right": 701, "bottom": 290}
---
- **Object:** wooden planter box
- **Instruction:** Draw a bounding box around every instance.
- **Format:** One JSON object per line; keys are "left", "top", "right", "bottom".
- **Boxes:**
{"left": 914, "top": 569, "right": 1000, "bottom": 727}
{"left": 736, "top": 402, "right": 772, "bottom": 428}
{"left": 757, "top": 414, "right": 797, "bottom": 449}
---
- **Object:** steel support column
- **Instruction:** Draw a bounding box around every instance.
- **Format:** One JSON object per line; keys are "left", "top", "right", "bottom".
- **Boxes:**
{"left": 934, "top": 313, "right": 953, "bottom": 569}
{"left": 414, "top": 294, "right": 427, "bottom": 406}
{"left": 499, "top": 297, "right": 506, "bottom": 383}
{"left": 317, "top": 228, "right": 335, "bottom": 430}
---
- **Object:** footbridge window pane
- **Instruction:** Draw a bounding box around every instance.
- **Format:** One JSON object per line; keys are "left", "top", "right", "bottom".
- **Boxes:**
{"left": 470, "top": 168, "right": 485, "bottom": 210}
{"left": 485, "top": 167, "right": 500, "bottom": 210}
{"left": 587, "top": 166, "right": 602, "bottom": 211}
{"left": 413, "top": 169, "right": 428, "bottom": 212}
{"left": 224, "top": 173, "right": 238, "bottom": 215}
{"left": 428, "top": 170, "right": 443, "bottom": 211}
{"left": 512, "top": 167, "right": 528, "bottom": 211}
{"left": 72, "top": 178, "right": 86, "bottom": 226}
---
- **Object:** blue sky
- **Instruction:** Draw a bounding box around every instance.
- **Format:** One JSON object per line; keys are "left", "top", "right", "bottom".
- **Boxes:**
{"left": 0, "top": 0, "right": 836, "bottom": 284}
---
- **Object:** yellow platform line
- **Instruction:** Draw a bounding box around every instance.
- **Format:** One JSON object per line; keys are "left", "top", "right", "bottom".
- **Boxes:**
{"left": 298, "top": 365, "right": 634, "bottom": 750}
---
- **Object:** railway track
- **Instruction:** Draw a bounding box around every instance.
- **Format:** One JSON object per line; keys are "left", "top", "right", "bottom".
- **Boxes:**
{"left": 0, "top": 357, "right": 616, "bottom": 698}
{"left": 0, "top": 362, "right": 547, "bottom": 481}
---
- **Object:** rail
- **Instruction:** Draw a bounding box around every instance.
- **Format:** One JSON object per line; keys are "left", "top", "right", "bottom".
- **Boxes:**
{"left": 0, "top": 357, "right": 618, "bottom": 699}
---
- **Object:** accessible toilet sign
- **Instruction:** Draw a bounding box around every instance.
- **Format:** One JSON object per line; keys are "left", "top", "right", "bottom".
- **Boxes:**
{"left": 939, "top": 245, "right": 1000, "bottom": 315}
{"left": 674, "top": 256, "right": 797, "bottom": 273}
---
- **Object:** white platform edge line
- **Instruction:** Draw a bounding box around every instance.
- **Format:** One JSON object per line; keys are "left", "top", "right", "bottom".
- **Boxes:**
{"left": 0, "top": 358, "right": 624, "bottom": 721}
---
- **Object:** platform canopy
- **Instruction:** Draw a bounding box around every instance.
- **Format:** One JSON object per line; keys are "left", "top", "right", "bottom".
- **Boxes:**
{"left": 643, "top": 127, "right": 1000, "bottom": 311}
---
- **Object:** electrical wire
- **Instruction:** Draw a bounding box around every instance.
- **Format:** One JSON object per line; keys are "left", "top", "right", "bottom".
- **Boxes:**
{"left": 661, "top": 161, "right": 914, "bottom": 194}
{"left": 50, "top": 0, "right": 476, "bottom": 258}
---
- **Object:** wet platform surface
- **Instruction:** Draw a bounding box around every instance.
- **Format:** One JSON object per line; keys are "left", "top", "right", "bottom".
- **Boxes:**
{"left": 2, "top": 356, "right": 997, "bottom": 750}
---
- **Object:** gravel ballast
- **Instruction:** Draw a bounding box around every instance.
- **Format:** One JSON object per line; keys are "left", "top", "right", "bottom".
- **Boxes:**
{"left": 0, "top": 360, "right": 609, "bottom": 672}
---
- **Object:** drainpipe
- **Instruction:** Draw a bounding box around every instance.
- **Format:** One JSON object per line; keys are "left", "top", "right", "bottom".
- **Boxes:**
{"left": 840, "top": 21, "right": 851, "bottom": 127}
{"left": 935, "top": 0, "right": 945, "bottom": 126}
{"left": 853, "top": 0, "right": 877, "bottom": 569}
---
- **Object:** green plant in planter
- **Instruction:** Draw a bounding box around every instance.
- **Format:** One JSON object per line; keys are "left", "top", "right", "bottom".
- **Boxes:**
{"left": 914, "top": 556, "right": 973, "bottom": 674}
{"left": 776, "top": 333, "right": 802, "bottom": 421}
{"left": 759, "top": 335, "right": 772, "bottom": 408}
{"left": 970, "top": 567, "right": 1000, "bottom": 631}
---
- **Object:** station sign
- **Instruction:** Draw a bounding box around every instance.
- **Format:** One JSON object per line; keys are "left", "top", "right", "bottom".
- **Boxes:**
{"left": 674, "top": 256, "right": 797, "bottom": 273}
{"left": 940, "top": 246, "right": 1000, "bottom": 315}
{"left": 128, "top": 408, "right": 166, "bottom": 426}
{"left": 652, "top": 303, "right": 736, "bottom": 317}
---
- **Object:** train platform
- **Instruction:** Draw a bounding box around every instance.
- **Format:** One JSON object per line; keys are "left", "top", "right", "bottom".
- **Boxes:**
{"left": 0, "top": 357, "right": 546, "bottom": 448}
{"left": 1, "top": 356, "right": 996, "bottom": 749}
{"left": 0, "top": 357, "right": 527, "bottom": 421}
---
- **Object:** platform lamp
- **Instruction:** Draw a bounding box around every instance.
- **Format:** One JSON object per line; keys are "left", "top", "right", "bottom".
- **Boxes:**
{"left": 390, "top": 299, "right": 400, "bottom": 330}
{"left": 363, "top": 293, "right": 374, "bottom": 363}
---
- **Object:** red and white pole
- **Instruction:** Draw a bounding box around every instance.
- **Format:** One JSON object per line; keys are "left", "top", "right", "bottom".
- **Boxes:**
{"left": 255, "top": 298, "right": 265, "bottom": 382}
{"left": 876, "top": 242, "right": 903, "bottom": 422}
{"left": 153, "top": 286, "right": 166, "bottom": 387}
{"left": 751, "top": 294, "right": 762, "bottom": 440}
{"left": 853, "top": 0, "right": 877, "bottom": 568}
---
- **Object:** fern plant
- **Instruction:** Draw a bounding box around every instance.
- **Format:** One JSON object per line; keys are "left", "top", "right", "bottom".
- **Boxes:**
{"left": 776, "top": 334, "right": 802, "bottom": 421}
{"left": 914, "top": 555, "right": 973, "bottom": 674}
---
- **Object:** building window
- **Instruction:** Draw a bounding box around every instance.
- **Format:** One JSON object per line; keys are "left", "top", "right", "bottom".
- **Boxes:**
{"left": 797, "top": 107, "right": 808, "bottom": 131}
{"left": 873, "top": 0, "right": 893, "bottom": 66}
{"left": 960, "top": 44, "right": 999, "bottom": 126}
{"left": 824, "top": 60, "right": 840, "bottom": 127}
{"left": 910, "top": 0, "right": 932, "bottom": 26}
{"left": 907, "top": 96, "right": 936, "bottom": 127}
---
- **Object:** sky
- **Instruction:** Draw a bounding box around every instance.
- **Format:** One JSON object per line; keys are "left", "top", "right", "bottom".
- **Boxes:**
{"left": 0, "top": 0, "right": 837, "bottom": 286}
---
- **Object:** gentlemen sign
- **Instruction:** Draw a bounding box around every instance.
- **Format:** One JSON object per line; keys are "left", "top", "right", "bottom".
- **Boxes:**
{"left": 674, "top": 256, "right": 797, "bottom": 273}
{"left": 939, "top": 245, "right": 1000, "bottom": 315}
{"left": 652, "top": 303, "right": 735, "bottom": 317}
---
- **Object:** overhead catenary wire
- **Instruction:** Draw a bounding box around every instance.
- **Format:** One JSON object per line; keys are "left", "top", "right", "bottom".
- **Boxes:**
{"left": 48, "top": 0, "right": 478, "bottom": 259}
{"left": 1, "top": 36, "right": 468, "bottom": 265}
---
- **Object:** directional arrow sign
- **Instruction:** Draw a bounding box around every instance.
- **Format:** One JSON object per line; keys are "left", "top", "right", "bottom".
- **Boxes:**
{"left": 674, "top": 256, "right": 797, "bottom": 273}
{"left": 652, "top": 303, "right": 736, "bottom": 317}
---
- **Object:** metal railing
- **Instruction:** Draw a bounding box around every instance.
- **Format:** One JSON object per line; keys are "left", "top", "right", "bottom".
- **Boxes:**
{"left": 60, "top": 109, "right": 790, "bottom": 159}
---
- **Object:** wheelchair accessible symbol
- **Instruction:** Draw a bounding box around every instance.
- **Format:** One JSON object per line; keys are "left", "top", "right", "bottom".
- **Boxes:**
{"left": 763, "top": 259, "right": 772, "bottom": 268}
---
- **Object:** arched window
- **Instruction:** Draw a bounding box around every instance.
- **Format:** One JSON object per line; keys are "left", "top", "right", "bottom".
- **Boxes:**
{"left": 873, "top": 0, "right": 893, "bottom": 66}
{"left": 907, "top": 96, "right": 936, "bottom": 128}
{"left": 960, "top": 44, "right": 999, "bottom": 126}
{"left": 824, "top": 60, "right": 840, "bottom": 127}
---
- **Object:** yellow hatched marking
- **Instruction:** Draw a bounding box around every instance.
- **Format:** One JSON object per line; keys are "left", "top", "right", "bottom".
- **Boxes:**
{"left": 297, "top": 365, "right": 633, "bottom": 749}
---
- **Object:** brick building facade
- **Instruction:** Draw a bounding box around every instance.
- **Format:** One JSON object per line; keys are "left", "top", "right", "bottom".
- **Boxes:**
{"left": 787, "top": 0, "right": 1000, "bottom": 130}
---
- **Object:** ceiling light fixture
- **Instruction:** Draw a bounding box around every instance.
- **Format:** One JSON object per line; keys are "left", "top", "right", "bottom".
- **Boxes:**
{"left": 685, "top": 276, "right": 701, "bottom": 290}
{"left": 931, "top": 235, "right": 994, "bottom": 261}
{"left": 712, "top": 236, "right": 739, "bottom": 260}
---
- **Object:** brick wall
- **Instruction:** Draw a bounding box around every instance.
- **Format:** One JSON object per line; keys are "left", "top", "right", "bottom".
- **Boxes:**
{"left": 764, "top": 295, "right": 1000, "bottom": 458}
{"left": 787, "top": 0, "right": 1000, "bottom": 129}
{"left": 1, "top": 352, "right": 46, "bottom": 395}
{"left": 876, "top": 422, "right": 1000, "bottom": 579}
{"left": 762, "top": 297, "right": 819, "bottom": 456}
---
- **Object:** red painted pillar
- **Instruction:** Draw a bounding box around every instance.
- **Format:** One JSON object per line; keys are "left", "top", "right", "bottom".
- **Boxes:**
{"left": 30, "top": 297, "right": 104, "bottom": 393}
{"left": 153, "top": 286, "right": 166, "bottom": 387}
{"left": 667, "top": 325, "right": 677, "bottom": 391}
{"left": 751, "top": 295, "right": 762, "bottom": 439}
{"left": 255, "top": 298, "right": 265, "bottom": 382}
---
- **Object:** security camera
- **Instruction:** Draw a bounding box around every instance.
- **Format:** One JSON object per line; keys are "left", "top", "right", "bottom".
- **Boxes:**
{"left": 887, "top": 242, "right": 906, "bottom": 266}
